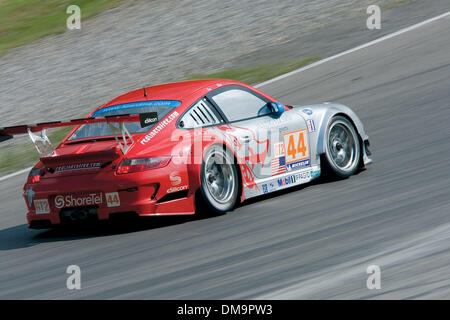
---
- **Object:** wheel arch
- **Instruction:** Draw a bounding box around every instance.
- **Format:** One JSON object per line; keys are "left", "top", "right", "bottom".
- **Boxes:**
{"left": 329, "top": 112, "right": 365, "bottom": 168}
{"left": 193, "top": 140, "right": 244, "bottom": 207}
{"left": 304, "top": 103, "right": 371, "bottom": 167}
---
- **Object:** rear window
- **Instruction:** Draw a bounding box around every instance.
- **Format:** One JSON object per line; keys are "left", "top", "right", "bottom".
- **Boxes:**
{"left": 68, "top": 100, "right": 181, "bottom": 141}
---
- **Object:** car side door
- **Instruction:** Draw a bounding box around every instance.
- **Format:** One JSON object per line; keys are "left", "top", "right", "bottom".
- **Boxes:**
{"left": 206, "top": 85, "right": 309, "bottom": 180}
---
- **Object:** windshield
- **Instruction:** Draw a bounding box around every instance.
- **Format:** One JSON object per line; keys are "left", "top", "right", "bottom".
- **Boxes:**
{"left": 68, "top": 100, "right": 181, "bottom": 141}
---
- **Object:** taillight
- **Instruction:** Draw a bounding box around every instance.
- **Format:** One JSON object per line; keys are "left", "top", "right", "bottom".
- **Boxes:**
{"left": 116, "top": 157, "right": 171, "bottom": 174}
{"left": 27, "top": 168, "right": 42, "bottom": 184}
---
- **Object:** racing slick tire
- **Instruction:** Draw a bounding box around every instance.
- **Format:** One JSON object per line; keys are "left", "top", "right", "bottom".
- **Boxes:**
{"left": 199, "top": 145, "right": 239, "bottom": 215}
{"left": 323, "top": 115, "right": 361, "bottom": 179}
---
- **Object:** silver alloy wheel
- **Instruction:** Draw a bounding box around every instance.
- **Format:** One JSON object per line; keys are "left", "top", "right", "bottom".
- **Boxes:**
{"left": 200, "top": 145, "right": 239, "bottom": 213}
{"left": 204, "top": 150, "right": 235, "bottom": 204}
{"left": 325, "top": 116, "right": 360, "bottom": 176}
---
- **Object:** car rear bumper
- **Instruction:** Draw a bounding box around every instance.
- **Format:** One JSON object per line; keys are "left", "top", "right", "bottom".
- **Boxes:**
{"left": 27, "top": 197, "right": 194, "bottom": 228}
{"left": 25, "top": 163, "right": 197, "bottom": 229}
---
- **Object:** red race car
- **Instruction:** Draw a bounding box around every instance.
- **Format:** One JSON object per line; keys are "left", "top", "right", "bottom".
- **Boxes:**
{"left": 0, "top": 80, "right": 371, "bottom": 229}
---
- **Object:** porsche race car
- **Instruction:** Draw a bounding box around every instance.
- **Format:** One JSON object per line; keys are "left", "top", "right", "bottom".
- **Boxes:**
{"left": 0, "top": 80, "right": 372, "bottom": 229}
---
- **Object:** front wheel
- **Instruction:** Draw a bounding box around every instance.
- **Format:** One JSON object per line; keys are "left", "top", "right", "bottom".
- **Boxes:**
{"left": 323, "top": 115, "right": 361, "bottom": 178}
{"left": 199, "top": 145, "right": 239, "bottom": 215}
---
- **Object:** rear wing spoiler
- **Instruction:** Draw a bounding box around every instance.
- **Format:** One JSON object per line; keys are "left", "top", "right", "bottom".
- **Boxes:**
{"left": 0, "top": 114, "right": 141, "bottom": 157}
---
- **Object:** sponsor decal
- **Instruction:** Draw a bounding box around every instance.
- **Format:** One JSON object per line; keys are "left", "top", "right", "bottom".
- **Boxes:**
{"left": 273, "top": 142, "right": 285, "bottom": 158}
{"left": 167, "top": 185, "right": 188, "bottom": 193}
{"left": 276, "top": 171, "right": 311, "bottom": 188}
{"left": 286, "top": 158, "right": 311, "bottom": 171}
{"left": 34, "top": 199, "right": 50, "bottom": 214}
{"left": 262, "top": 184, "right": 269, "bottom": 194}
{"left": 307, "top": 119, "right": 316, "bottom": 133}
{"left": 277, "top": 175, "right": 297, "bottom": 187}
{"left": 139, "top": 112, "right": 159, "bottom": 128}
{"left": 289, "top": 175, "right": 298, "bottom": 184}
{"left": 268, "top": 182, "right": 277, "bottom": 192}
{"left": 283, "top": 129, "right": 311, "bottom": 171}
{"left": 55, "top": 162, "right": 101, "bottom": 172}
{"left": 302, "top": 108, "right": 313, "bottom": 115}
{"left": 311, "top": 169, "right": 321, "bottom": 178}
{"left": 93, "top": 100, "right": 181, "bottom": 115}
{"left": 262, "top": 182, "right": 277, "bottom": 194}
{"left": 170, "top": 171, "right": 182, "bottom": 186}
{"left": 55, "top": 193, "right": 103, "bottom": 209}
{"left": 296, "top": 170, "right": 311, "bottom": 181}
{"left": 25, "top": 187, "right": 35, "bottom": 207}
{"left": 140, "top": 111, "right": 179, "bottom": 145}
{"left": 105, "top": 192, "right": 120, "bottom": 207}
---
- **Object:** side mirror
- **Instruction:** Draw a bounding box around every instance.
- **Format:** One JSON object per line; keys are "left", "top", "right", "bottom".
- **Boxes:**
{"left": 270, "top": 102, "right": 285, "bottom": 117}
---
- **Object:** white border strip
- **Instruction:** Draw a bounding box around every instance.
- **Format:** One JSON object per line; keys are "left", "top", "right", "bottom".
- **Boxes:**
{"left": 0, "top": 166, "right": 32, "bottom": 182}
{"left": 1, "top": 11, "right": 449, "bottom": 183}
{"left": 255, "top": 10, "right": 450, "bottom": 88}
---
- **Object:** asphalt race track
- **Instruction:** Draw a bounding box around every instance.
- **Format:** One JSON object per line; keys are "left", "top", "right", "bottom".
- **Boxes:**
{"left": 0, "top": 14, "right": 449, "bottom": 299}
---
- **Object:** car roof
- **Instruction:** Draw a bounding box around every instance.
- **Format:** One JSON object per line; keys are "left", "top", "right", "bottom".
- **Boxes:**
{"left": 97, "top": 79, "right": 242, "bottom": 112}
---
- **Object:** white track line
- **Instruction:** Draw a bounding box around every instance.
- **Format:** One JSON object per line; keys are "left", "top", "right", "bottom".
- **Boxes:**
{"left": 1, "top": 11, "right": 449, "bottom": 183}
{"left": 255, "top": 10, "right": 450, "bottom": 88}
{"left": 0, "top": 166, "right": 32, "bottom": 182}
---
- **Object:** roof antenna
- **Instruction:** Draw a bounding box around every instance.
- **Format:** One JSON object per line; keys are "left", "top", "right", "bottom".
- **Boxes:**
{"left": 143, "top": 87, "right": 148, "bottom": 97}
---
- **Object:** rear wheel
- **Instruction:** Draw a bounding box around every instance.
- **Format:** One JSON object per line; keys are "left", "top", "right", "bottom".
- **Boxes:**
{"left": 323, "top": 116, "right": 361, "bottom": 178}
{"left": 199, "top": 145, "right": 239, "bottom": 215}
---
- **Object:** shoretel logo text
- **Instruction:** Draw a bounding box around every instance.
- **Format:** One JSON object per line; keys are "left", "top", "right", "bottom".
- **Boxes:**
{"left": 55, "top": 193, "right": 103, "bottom": 209}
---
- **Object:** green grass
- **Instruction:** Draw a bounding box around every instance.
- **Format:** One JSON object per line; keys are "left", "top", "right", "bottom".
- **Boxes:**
{"left": 0, "top": 127, "right": 73, "bottom": 176}
{"left": 382, "top": 0, "right": 416, "bottom": 10}
{"left": 0, "top": 0, "right": 125, "bottom": 172}
{"left": 0, "top": 144, "right": 38, "bottom": 174}
{"left": 187, "top": 56, "right": 321, "bottom": 84}
{"left": 0, "top": 0, "right": 125, "bottom": 56}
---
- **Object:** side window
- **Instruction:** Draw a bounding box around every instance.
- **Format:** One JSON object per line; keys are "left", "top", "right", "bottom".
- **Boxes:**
{"left": 179, "top": 99, "right": 221, "bottom": 129}
{"left": 210, "top": 89, "right": 270, "bottom": 122}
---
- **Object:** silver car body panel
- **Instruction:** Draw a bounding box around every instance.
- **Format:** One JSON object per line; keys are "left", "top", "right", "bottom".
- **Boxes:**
{"left": 292, "top": 103, "right": 372, "bottom": 167}
{"left": 208, "top": 102, "right": 371, "bottom": 200}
